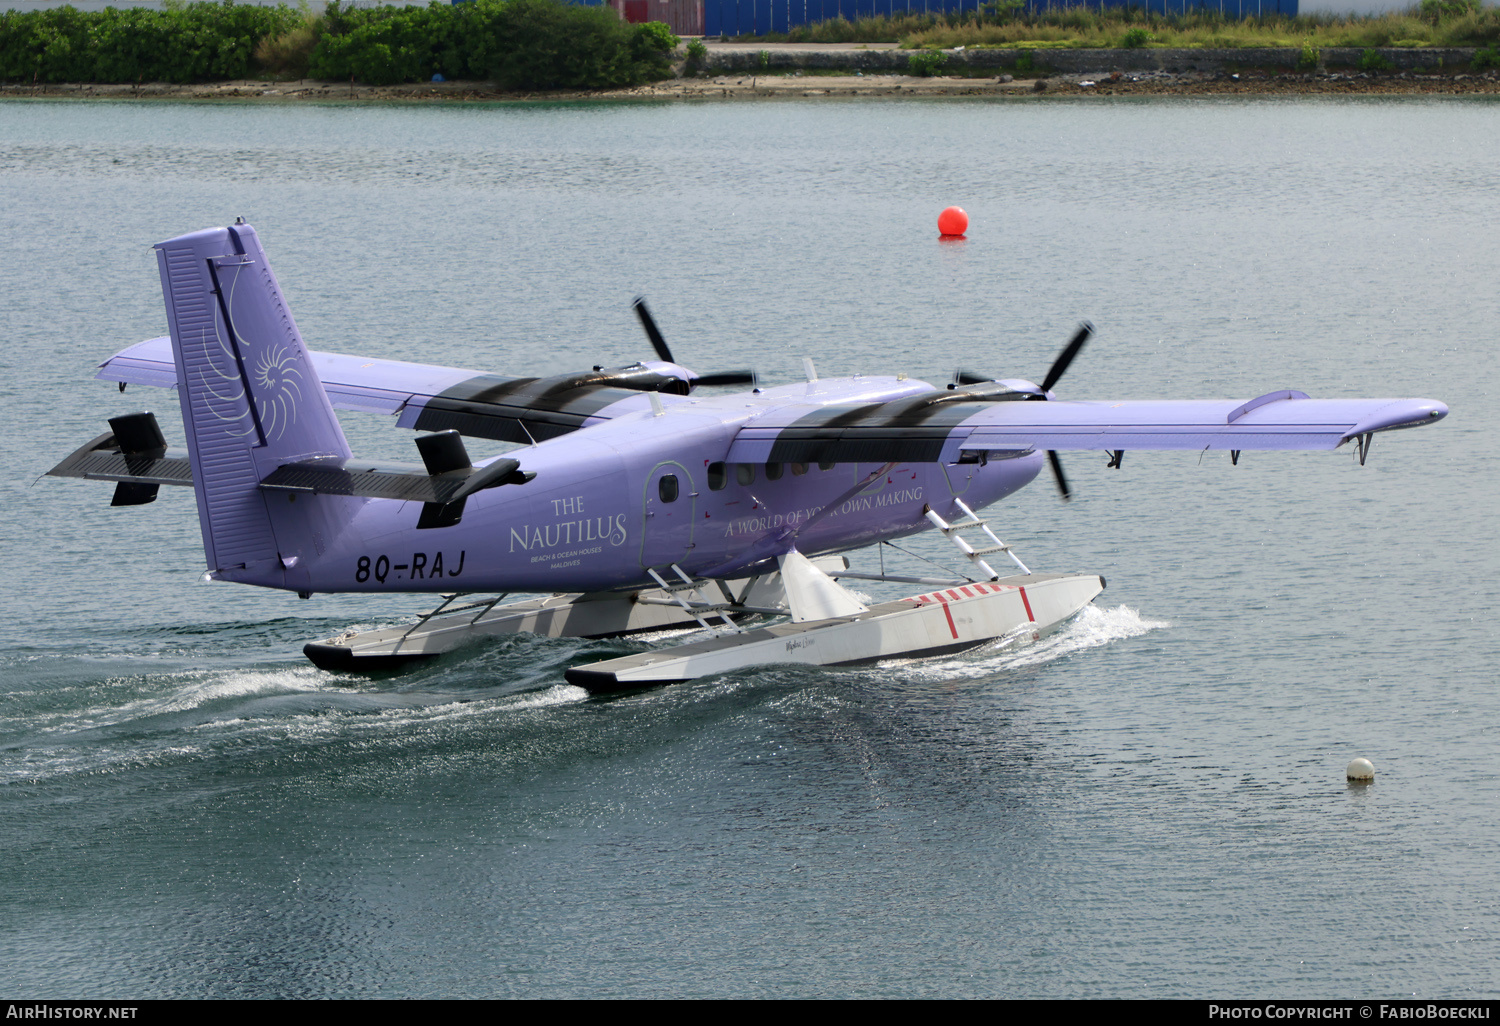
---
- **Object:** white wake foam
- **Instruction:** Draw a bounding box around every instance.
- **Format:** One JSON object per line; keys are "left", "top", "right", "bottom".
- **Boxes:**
{"left": 894, "top": 603, "right": 1170, "bottom": 680}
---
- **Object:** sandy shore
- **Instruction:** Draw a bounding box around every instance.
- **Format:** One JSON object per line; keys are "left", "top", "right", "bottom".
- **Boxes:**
{"left": 7, "top": 70, "right": 1499, "bottom": 103}
{"left": 617, "top": 68, "right": 1500, "bottom": 98}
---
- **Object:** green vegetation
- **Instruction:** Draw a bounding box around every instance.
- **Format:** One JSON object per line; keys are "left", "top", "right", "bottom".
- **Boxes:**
{"left": 907, "top": 49, "right": 947, "bottom": 75}
{"left": 1419, "top": 0, "right": 1481, "bottom": 22}
{"left": 0, "top": 1, "right": 299, "bottom": 84}
{"left": 683, "top": 36, "right": 708, "bottom": 75}
{"left": 6, "top": 0, "right": 1498, "bottom": 91}
{"left": 309, "top": 0, "right": 677, "bottom": 88}
{"left": 750, "top": 5, "right": 1500, "bottom": 50}
{"left": 0, "top": 0, "right": 679, "bottom": 89}
{"left": 255, "top": 10, "right": 321, "bottom": 79}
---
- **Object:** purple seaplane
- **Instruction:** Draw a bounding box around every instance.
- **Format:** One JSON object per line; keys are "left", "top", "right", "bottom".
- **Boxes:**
{"left": 50, "top": 223, "right": 1448, "bottom": 689}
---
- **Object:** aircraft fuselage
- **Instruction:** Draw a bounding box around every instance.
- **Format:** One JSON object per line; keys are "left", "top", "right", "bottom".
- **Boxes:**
{"left": 240, "top": 377, "right": 1045, "bottom": 596}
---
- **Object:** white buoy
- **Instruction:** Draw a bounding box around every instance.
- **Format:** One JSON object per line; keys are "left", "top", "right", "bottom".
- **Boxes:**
{"left": 1347, "top": 757, "right": 1376, "bottom": 782}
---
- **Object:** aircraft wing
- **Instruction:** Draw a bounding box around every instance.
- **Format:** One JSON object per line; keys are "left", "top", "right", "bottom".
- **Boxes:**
{"left": 727, "top": 390, "right": 1448, "bottom": 464}
{"left": 98, "top": 337, "right": 690, "bottom": 445}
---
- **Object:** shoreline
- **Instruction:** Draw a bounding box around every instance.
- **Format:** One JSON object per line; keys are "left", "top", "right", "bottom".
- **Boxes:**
{"left": 5, "top": 42, "right": 1499, "bottom": 102}
{"left": 6, "top": 72, "right": 1499, "bottom": 102}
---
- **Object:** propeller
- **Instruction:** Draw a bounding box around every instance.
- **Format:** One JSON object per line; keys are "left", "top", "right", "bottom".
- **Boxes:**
{"left": 953, "top": 322, "right": 1094, "bottom": 501}
{"left": 1038, "top": 322, "right": 1091, "bottom": 501}
{"left": 633, "top": 296, "right": 674, "bottom": 363}
{"left": 1039, "top": 322, "right": 1092, "bottom": 395}
{"left": 1048, "top": 450, "right": 1072, "bottom": 502}
{"left": 632, "top": 297, "right": 756, "bottom": 389}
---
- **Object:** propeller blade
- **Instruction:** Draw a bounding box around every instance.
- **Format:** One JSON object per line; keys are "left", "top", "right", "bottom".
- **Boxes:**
{"left": 1047, "top": 450, "right": 1072, "bottom": 502}
{"left": 1039, "top": 322, "right": 1093, "bottom": 395}
{"left": 693, "top": 370, "right": 757, "bottom": 387}
{"left": 630, "top": 298, "right": 758, "bottom": 389}
{"left": 953, "top": 369, "right": 993, "bottom": 386}
{"left": 631, "top": 296, "right": 673, "bottom": 364}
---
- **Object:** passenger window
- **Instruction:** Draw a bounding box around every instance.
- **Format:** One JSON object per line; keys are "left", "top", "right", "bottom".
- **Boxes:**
{"left": 765, "top": 462, "right": 783, "bottom": 481}
{"left": 658, "top": 474, "right": 679, "bottom": 503}
{"left": 735, "top": 463, "right": 756, "bottom": 486}
{"left": 818, "top": 461, "right": 835, "bottom": 471}
{"left": 707, "top": 462, "right": 727, "bottom": 490}
{"left": 791, "top": 463, "right": 808, "bottom": 476}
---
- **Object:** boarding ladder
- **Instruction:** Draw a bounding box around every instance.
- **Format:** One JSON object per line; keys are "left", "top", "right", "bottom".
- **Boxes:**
{"left": 645, "top": 565, "right": 741, "bottom": 633}
{"left": 924, "top": 498, "right": 1031, "bottom": 580}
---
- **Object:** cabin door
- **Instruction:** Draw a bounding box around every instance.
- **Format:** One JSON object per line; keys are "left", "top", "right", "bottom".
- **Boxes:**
{"left": 640, "top": 461, "right": 696, "bottom": 569}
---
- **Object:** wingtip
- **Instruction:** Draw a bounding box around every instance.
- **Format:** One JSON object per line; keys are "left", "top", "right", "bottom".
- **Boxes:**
{"left": 1343, "top": 398, "right": 1449, "bottom": 438}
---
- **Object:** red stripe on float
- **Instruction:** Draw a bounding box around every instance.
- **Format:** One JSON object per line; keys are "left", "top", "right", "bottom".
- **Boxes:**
{"left": 1019, "top": 586, "right": 1035, "bottom": 622}
{"left": 939, "top": 597, "right": 958, "bottom": 639}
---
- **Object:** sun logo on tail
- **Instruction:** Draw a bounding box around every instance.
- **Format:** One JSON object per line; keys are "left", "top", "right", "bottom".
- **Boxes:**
{"left": 252, "top": 344, "right": 303, "bottom": 440}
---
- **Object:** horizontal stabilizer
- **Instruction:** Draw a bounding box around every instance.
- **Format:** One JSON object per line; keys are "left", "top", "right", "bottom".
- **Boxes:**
{"left": 53, "top": 417, "right": 532, "bottom": 524}
{"left": 258, "top": 455, "right": 529, "bottom": 504}
{"left": 47, "top": 411, "right": 194, "bottom": 508}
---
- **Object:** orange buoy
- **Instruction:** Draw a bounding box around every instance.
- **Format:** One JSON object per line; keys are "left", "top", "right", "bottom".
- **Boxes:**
{"left": 938, "top": 206, "right": 969, "bottom": 237}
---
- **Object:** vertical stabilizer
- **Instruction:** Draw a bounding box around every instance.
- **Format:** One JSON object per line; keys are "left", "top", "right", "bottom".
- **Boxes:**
{"left": 155, "top": 223, "right": 352, "bottom": 579}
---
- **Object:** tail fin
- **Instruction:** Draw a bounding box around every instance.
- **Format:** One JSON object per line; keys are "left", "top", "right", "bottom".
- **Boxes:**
{"left": 156, "top": 222, "right": 351, "bottom": 580}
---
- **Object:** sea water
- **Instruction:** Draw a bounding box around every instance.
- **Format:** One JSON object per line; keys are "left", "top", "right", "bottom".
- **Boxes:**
{"left": 0, "top": 95, "right": 1496, "bottom": 997}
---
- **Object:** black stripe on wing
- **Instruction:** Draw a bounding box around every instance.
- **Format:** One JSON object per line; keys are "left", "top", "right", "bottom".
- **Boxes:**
{"left": 765, "top": 387, "right": 1028, "bottom": 464}
{"left": 408, "top": 370, "right": 684, "bottom": 443}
